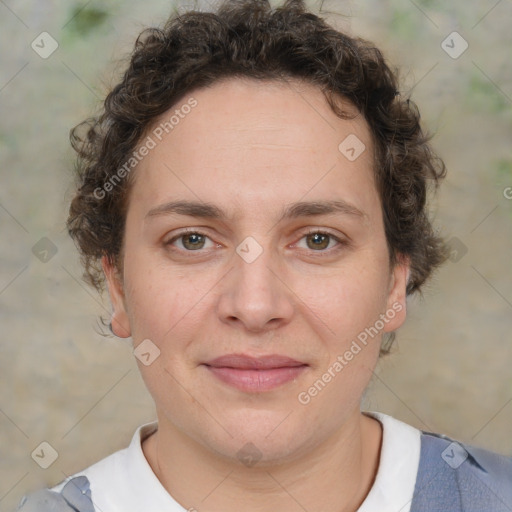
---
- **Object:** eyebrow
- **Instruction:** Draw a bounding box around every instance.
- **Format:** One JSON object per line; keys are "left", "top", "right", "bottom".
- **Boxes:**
{"left": 145, "top": 199, "right": 367, "bottom": 223}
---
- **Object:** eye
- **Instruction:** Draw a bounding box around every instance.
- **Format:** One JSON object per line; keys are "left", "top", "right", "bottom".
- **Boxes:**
{"left": 164, "top": 228, "right": 348, "bottom": 255}
{"left": 165, "top": 230, "right": 216, "bottom": 251}
{"left": 295, "top": 230, "right": 347, "bottom": 253}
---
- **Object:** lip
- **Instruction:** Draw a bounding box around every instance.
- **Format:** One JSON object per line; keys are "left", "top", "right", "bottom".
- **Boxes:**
{"left": 205, "top": 354, "right": 306, "bottom": 369}
{"left": 202, "top": 353, "right": 308, "bottom": 392}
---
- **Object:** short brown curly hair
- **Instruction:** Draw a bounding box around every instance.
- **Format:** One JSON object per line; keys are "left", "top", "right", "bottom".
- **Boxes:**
{"left": 67, "top": 0, "right": 447, "bottom": 344}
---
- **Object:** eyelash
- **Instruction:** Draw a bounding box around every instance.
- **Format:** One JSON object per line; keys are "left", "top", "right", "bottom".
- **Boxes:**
{"left": 164, "top": 228, "right": 348, "bottom": 256}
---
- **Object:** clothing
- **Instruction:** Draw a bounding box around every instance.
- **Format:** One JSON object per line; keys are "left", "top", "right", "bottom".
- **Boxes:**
{"left": 411, "top": 430, "right": 512, "bottom": 511}
{"left": 15, "top": 412, "right": 512, "bottom": 512}
{"left": 15, "top": 476, "right": 94, "bottom": 512}
{"left": 360, "top": 412, "right": 420, "bottom": 511}
{"left": 28, "top": 412, "right": 420, "bottom": 512}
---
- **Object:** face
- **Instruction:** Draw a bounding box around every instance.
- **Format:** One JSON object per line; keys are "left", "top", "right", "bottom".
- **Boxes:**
{"left": 103, "top": 78, "right": 409, "bottom": 464}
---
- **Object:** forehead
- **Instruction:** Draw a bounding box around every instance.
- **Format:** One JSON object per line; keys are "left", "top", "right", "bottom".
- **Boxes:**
{"left": 149, "top": 77, "right": 372, "bottom": 155}
{"left": 129, "top": 77, "right": 378, "bottom": 222}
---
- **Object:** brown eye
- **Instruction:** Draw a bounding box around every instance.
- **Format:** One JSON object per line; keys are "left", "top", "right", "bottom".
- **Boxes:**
{"left": 297, "top": 231, "right": 346, "bottom": 253}
{"left": 166, "top": 231, "right": 214, "bottom": 251}
{"left": 305, "top": 232, "right": 331, "bottom": 251}
{"left": 181, "top": 233, "right": 206, "bottom": 250}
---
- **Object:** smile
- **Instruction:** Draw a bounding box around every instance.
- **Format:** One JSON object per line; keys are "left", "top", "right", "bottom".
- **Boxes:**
{"left": 202, "top": 354, "right": 308, "bottom": 392}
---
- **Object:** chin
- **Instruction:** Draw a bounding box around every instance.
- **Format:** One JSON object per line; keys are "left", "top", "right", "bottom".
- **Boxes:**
{"left": 198, "top": 408, "right": 322, "bottom": 467}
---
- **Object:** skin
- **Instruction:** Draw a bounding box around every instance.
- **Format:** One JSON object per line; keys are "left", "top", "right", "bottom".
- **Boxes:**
{"left": 103, "top": 77, "right": 410, "bottom": 512}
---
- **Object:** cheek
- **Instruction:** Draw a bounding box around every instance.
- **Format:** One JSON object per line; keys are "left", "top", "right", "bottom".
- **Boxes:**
{"left": 123, "top": 253, "right": 171, "bottom": 337}
{"left": 293, "top": 262, "right": 388, "bottom": 410}
{"left": 123, "top": 252, "right": 215, "bottom": 349}
{"left": 123, "top": 260, "right": 203, "bottom": 400}
{"left": 293, "top": 255, "right": 391, "bottom": 340}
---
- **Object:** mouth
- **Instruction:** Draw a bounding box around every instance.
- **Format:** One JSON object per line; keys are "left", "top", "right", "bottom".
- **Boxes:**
{"left": 202, "top": 354, "right": 308, "bottom": 392}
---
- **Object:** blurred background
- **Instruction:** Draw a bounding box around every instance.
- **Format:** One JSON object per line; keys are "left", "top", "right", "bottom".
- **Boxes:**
{"left": 1, "top": 0, "right": 511, "bottom": 510}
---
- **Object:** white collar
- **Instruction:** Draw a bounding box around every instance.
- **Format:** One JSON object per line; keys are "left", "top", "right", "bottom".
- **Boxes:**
{"left": 53, "top": 412, "right": 421, "bottom": 512}
{"left": 358, "top": 411, "right": 421, "bottom": 512}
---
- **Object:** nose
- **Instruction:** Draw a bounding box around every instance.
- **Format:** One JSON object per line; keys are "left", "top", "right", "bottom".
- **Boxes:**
{"left": 216, "top": 241, "right": 295, "bottom": 334}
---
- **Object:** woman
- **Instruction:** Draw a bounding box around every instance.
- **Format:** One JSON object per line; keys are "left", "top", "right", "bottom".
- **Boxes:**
{"left": 16, "top": 0, "right": 512, "bottom": 510}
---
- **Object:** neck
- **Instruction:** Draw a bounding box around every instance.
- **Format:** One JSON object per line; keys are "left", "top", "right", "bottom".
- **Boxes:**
{"left": 142, "top": 410, "right": 382, "bottom": 512}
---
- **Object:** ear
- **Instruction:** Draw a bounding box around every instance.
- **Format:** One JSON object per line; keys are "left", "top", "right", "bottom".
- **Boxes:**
{"left": 101, "top": 255, "right": 131, "bottom": 338}
{"left": 383, "top": 254, "right": 410, "bottom": 333}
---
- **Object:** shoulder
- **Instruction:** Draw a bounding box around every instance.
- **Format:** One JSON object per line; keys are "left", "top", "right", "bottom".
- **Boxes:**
{"left": 52, "top": 445, "right": 130, "bottom": 494}
{"left": 15, "top": 421, "right": 157, "bottom": 512}
{"left": 15, "top": 475, "right": 95, "bottom": 512}
{"left": 15, "top": 446, "right": 130, "bottom": 512}
{"left": 411, "top": 430, "right": 512, "bottom": 512}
